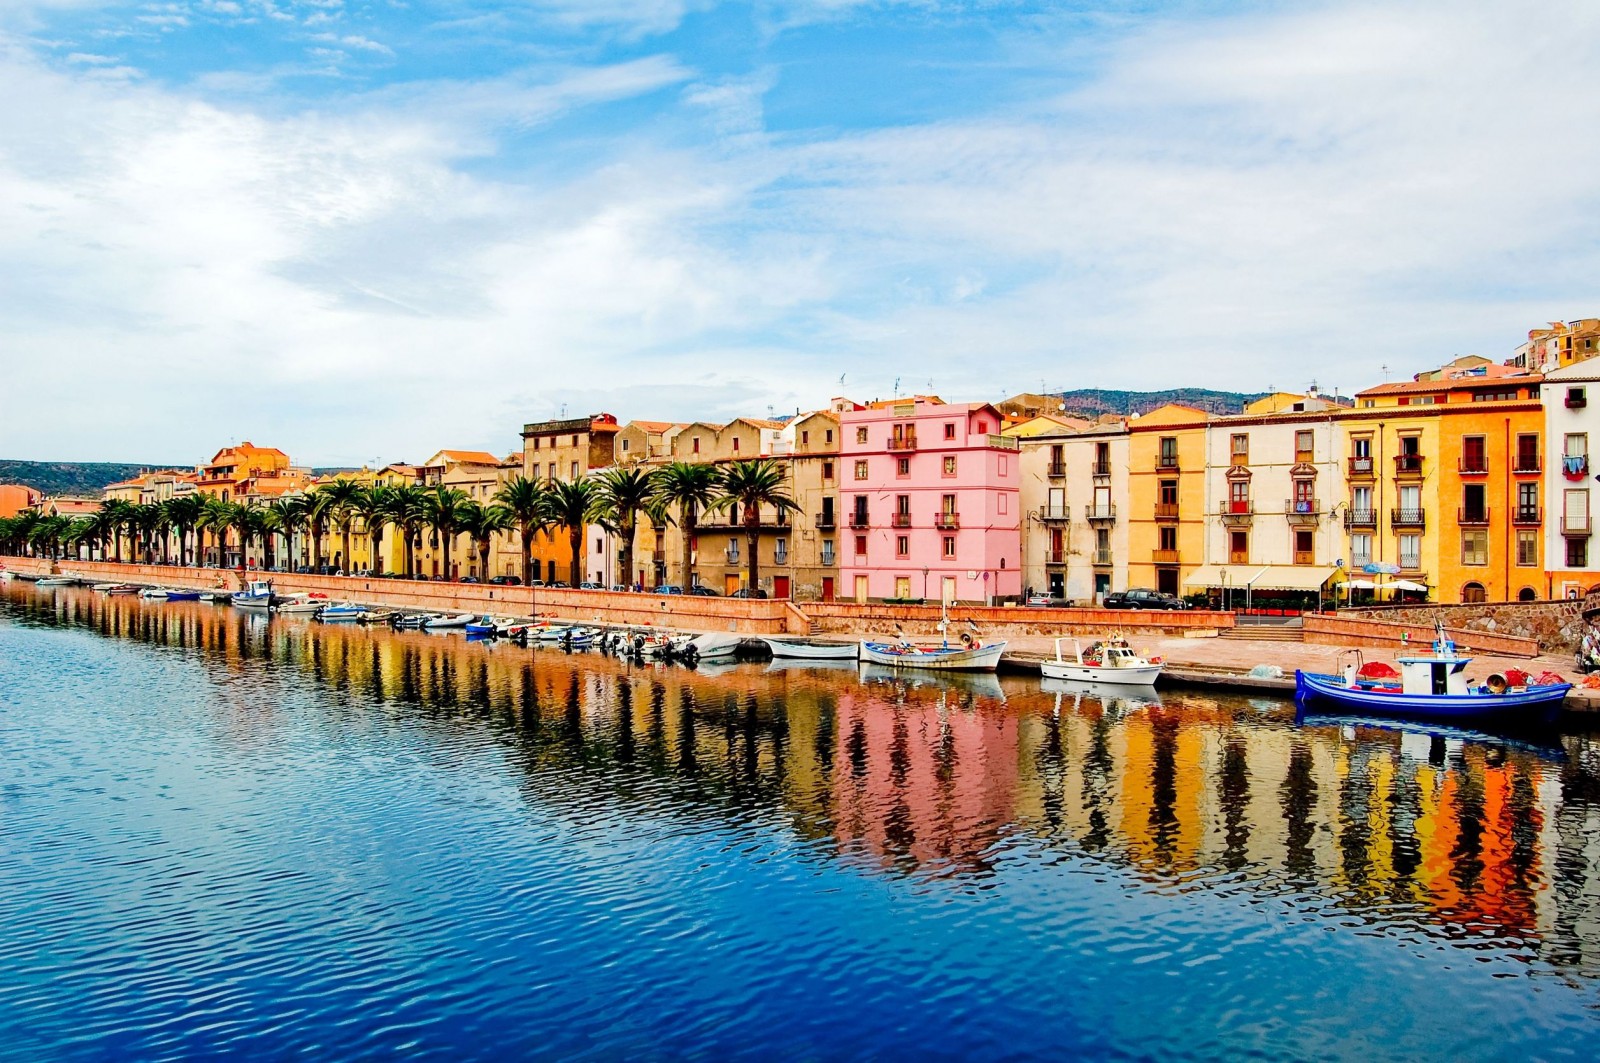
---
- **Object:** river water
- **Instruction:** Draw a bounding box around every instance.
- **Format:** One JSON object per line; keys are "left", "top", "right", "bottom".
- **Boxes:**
{"left": 2, "top": 583, "right": 1599, "bottom": 1061}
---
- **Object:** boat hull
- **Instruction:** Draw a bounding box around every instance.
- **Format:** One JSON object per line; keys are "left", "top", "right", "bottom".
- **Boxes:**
{"left": 860, "top": 641, "right": 1006, "bottom": 672}
{"left": 1295, "top": 670, "right": 1567, "bottom": 725}
{"left": 1040, "top": 661, "right": 1162, "bottom": 686}
{"left": 759, "top": 637, "right": 859, "bottom": 660}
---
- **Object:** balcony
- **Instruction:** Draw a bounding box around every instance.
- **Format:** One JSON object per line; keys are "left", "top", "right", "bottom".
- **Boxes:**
{"left": 1046, "top": 550, "right": 1066, "bottom": 565}
{"left": 1398, "top": 556, "right": 1422, "bottom": 572}
{"left": 887, "top": 434, "right": 918, "bottom": 452}
{"left": 849, "top": 512, "right": 870, "bottom": 529}
{"left": 1567, "top": 393, "right": 1588, "bottom": 409}
{"left": 891, "top": 512, "right": 913, "bottom": 529}
{"left": 935, "top": 512, "right": 960, "bottom": 530}
{"left": 1152, "top": 549, "right": 1180, "bottom": 564}
{"left": 1563, "top": 455, "right": 1589, "bottom": 480}
{"left": 1220, "top": 501, "right": 1255, "bottom": 526}
{"left": 1091, "top": 461, "right": 1112, "bottom": 478}
{"left": 1564, "top": 513, "right": 1592, "bottom": 537}
{"left": 1513, "top": 457, "right": 1541, "bottom": 475}
{"left": 774, "top": 550, "right": 789, "bottom": 566}
{"left": 1391, "top": 508, "right": 1427, "bottom": 527}
{"left": 1294, "top": 550, "right": 1315, "bottom": 565}
{"left": 1154, "top": 502, "right": 1180, "bottom": 521}
{"left": 1512, "top": 506, "right": 1543, "bottom": 525}
{"left": 987, "top": 434, "right": 1020, "bottom": 451}
{"left": 1047, "top": 462, "right": 1066, "bottom": 479}
{"left": 1085, "top": 505, "right": 1117, "bottom": 523}
{"left": 1394, "top": 454, "right": 1425, "bottom": 477}
{"left": 1039, "top": 506, "right": 1071, "bottom": 522}
{"left": 820, "top": 552, "right": 836, "bottom": 567}
{"left": 1093, "top": 550, "right": 1113, "bottom": 566}
{"left": 814, "top": 512, "right": 836, "bottom": 531}
{"left": 1284, "top": 498, "right": 1320, "bottom": 525}
{"left": 724, "top": 548, "right": 741, "bottom": 564}
{"left": 1347, "top": 456, "right": 1375, "bottom": 478}
{"left": 1343, "top": 508, "right": 1377, "bottom": 528}
{"left": 1458, "top": 457, "right": 1489, "bottom": 475}
{"left": 1457, "top": 508, "right": 1491, "bottom": 526}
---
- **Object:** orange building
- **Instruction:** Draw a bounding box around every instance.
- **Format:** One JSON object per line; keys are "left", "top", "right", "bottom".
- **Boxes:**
{"left": 0, "top": 484, "right": 41, "bottom": 518}
{"left": 196, "top": 443, "right": 312, "bottom": 503}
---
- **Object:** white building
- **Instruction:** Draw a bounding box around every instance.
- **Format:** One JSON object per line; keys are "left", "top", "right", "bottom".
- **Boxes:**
{"left": 1541, "top": 358, "right": 1600, "bottom": 598}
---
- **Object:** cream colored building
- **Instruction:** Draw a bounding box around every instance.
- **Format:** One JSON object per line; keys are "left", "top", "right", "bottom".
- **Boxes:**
{"left": 1018, "top": 423, "right": 1129, "bottom": 603}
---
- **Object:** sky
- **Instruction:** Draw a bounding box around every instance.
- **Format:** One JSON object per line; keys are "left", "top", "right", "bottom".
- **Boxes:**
{"left": 1, "top": 0, "right": 1597, "bottom": 466}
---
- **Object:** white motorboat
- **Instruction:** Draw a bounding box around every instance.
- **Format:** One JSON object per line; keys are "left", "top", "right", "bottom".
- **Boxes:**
{"left": 424, "top": 612, "right": 477, "bottom": 629}
{"left": 318, "top": 602, "right": 363, "bottom": 622}
{"left": 275, "top": 595, "right": 325, "bottom": 615}
{"left": 35, "top": 577, "right": 76, "bottom": 587}
{"left": 1040, "top": 636, "right": 1163, "bottom": 686}
{"left": 139, "top": 588, "right": 170, "bottom": 600}
{"left": 684, "top": 631, "right": 744, "bottom": 660}
{"left": 759, "top": 635, "right": 860, "bottom": 661}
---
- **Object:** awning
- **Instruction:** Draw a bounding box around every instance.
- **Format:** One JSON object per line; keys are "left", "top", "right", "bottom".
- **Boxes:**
{"left": 1183, "top": 565, "right": 1340, "bottom": 592}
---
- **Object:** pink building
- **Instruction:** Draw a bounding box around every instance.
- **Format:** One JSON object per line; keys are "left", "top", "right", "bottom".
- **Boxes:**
{"left": 838, "top": 397, "right": 1022, "bottom": 603}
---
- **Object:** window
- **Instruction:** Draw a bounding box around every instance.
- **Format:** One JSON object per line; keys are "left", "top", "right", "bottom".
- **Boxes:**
{"left": 1516, "top": 434, "right": 1539, "bottom": 471}
{"left": 533, "top": 437, "right": 541, "bottom": 451}
{"left": 1462, "top": 483, "right": 1486, "bottom": 521}
{"left": 1399, "top": 534, "right": 1421, "bottom": 570}
{"left": 856, "top": 427, "right": 869, "bottom": 444}
{"left": 1229, "top": 531, "right": 1248, "bottom": 564}
{"left": 943, "top": 456, "right": 957, "bottom": 476}
{"left": 825, "top": 429, "right": 834, "bottom": 443}
{"left": 1518, "top": 482, "right": 1539, "bottom": 516}
{"left": 1462, "top": 581, "right": 1487, "bottom": 602}
{"left": 1461, "top": 436, "right": 1486, "bottom": 472}
{"left": 1294, "top": 529, "right": 1313, "bottom": 564}
{"left": 941, "top": 494, "right": 957, "bottom": 514}
{"left": 897, "top": 457, "right": 910, "bottom": 477}
{"left": 732, "top": 437, "right": 740, "bottom": 453}
{"left": 1160, "top": 526, "right": 1178, "bottom": 551}
{"left": 944, "top": 423, "right": 956, "bottom": 439}
{"left": 727, "top": 538, "right": 739, "bottom": 561}
{"left": 822, "top": 461, "right": 834, "bottom": 481}
{"left": 1295, "top": 430, "right": 1314, "bottom": 461}
{"left": 854, "top": 535, "right": 867, "bottom": 555}
{"left": 1158, "top": 437, "right": 1178, "bottom": 467}
{"left": 855, "top": 460, "right": 869, "bottom": 480}
{"left": 943, "top": 536, "right": 957, "bottom": 558}
{"left": 620, "top": 438, "right": 630, "bottom": 454}
{"left": 1352, "top": 436, "right": 1371, "bottom": 458}
{"left": 1159, "top": 480, "right": 1178, "bottom": 505}
{"left": 1517, "top": 530, "right": 1538, "bottom": 567}
{"left": 1461, "top": 529, "right": 1488, "bottom": 566}
{"left": 801, "top": 431, "right": 809, "bottom": 445}
{"left": 1569, "top": 387, "right": 1587, "bottom": 408}
{"left": 1568, "top": 538, "right": 1588, "bottom": 568}
{"left": 1229, "top": 479, "right": 1250, "bottom": 511}
{"left": 595, "top": 537, "right": 604, "bottom": 553}
{"left": 570, "top": 461, "right": 579, "bottom": 479}
{"left": 1471, "top": 390, "right": 1520, "bottom": 402}
{"left": 547, "top": 462, "right": 556, "bottom": 480}
{"left": 821, "top": 540, "right": 835, "bottom": 564}
{"left": 998, "top": 493, "right": 1009, "bottom": 515}
{"left": 895, "top": 536, "right": 909, "bottom": 557}
{"left": 692, "top": 436, "right": 701, "bottom": 454}
{"left": 572, "top": 435, "right": 580, "bottom": 447}
{"left": 1350, "top": 533, "right": 1372, "bottom": 567}
{"left": 1230, "top": 434, "right": 1249, "bottom": 463}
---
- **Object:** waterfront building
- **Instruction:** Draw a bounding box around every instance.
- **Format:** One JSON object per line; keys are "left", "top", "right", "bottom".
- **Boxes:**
{"left": 837, "top": 397, "right": 1021, "bottom": 604}
{"left": 1125, "top": 405, "right": 1210, "bottom": 597}
{"left": 1513, "top": 319, "right": 1600, "bottom": 372}
{"left": 1540, "top": 356, "right": 1600, "bottom": 599}
{"left": 0, "top": 484, "right": 41, "bottom": 518}
{"left": 520, "top": 414, "right": 619, "bottom": 583}
{"left": 196, "top": 443, "right": 311, "bottom": 503}
{"left": 783, "top": 408, "right": 845, "bottom": 601}
{"left": 613, "top": 420, "right": 681, "bottom": 464}
{"left": 1016, "top": 420, "right": 1129, "bottom": 603}
{"left": 1346, "top": 364, "right": 1544, "bottom": 603}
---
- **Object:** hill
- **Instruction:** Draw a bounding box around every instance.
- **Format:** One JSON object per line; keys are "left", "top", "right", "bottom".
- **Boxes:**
{"left": 0, "top": 460, "right": 160, "bottom": 499}
{"left": 1055, "top": 388, "right": 1274, "bottom": 418}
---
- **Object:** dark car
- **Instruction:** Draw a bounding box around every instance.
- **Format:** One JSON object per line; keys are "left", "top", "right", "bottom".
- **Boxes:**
{"left": 488, "top": 575, "right": 521, "bottom": 586}
{"left": 457, "top": 576, "right": 480, "bottom": 584}
{"left": 655, "top": 585, "right": 684, "bottom": 595}
{"left": 688, "top": 586, "right": 720, "bottom": 597}
{"left": 729, "top": 588, "right": 768, "bottom": 599}
{"left": 1103, "top": 588, "right": 1188, "bottom": 610}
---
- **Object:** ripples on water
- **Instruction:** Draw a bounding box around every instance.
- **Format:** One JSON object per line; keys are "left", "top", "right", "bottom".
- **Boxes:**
{"left": 2, "top": 585, "right": 1600, "bottom": 1061}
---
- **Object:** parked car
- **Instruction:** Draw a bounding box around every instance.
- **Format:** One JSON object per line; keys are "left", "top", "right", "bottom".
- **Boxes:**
{"left": 578, "top": 582, "right": 604, "bottom": 590}
{"left": 457, "top": 576, "right": 480, "bottom": 584}
{"left": 1026, "top": 594, "right": 1073, "bottom": 608}
{"left": 547, "top": 581, "right": 571, "bottom": 589}
{"left": 655, "top": 585, "right": 684, "bottom": 595}
{"left": 488, "top": 575, "right": 521, "bottom": 586}
{"left": 526, "top": 579, "right": 546, "bottom": 588}
{"left": 688, "top": 586, "right": 720, "bottom": 597}
{"left": 730, "top": 588, "right": 768, "bottom": 599}
{"left": 1103, "top": 588, "right": 1189, "bottom": 610}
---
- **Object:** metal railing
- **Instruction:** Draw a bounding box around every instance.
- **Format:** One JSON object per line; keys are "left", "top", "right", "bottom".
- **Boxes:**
{"left": 891, "top": 513, "right": 913, "bottom": 528}
{"left": 1343, "top": 508, "right": 1376, "bottom": 528}
{"left": 1046, "top": 462, "right": 1066, "bottom": 478}
{"left": 1457, "top": 508, "right": 1490, "bottom": 526}
{"left": 1512, "top": 506, "right": 1542, "bottom": 525}
{"left": 1085, "top": 505, "right": 1116, "bottom": 522}
{"left": 934, "top": 512, "right": 960, "bottom": 530}
{"left": 1391, "top": 508, "right": 1426, "bottom": 526}
{"left": 814, "top": 512, "right": 835, "bottom": 530}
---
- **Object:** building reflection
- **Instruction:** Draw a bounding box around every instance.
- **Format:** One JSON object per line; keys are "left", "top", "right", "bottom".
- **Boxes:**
{"left": 11, "top": 585, "right": 1600, "bottom": 976}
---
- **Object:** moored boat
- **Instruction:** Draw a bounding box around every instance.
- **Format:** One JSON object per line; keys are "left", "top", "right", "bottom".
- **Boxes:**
{"left": 164, "top": 589, "right": 202, "bottom": 602}
{"left": 318, "top": 602, "right": 363, "bottom": 622}
{"left": 1294, "top": 632, "right": 1568, "bottom": 726}
{"left": 35, "top": 576, "right": 76, "bottom": 587}
{"left": 759, "top": 635, "right": 860, "bottom": 661}
{"left": 860, "top": 638, "right": 1006, "bottom": 671}
{"left": 274, "top": 595, "right": 324, "bottom": 615}
{"left": 231, "top": 581, "right": 275, "bottom": 609}
{"left": 1040, "top": 636, "right": 1162, "bottom": 686}
{"left": 423, "top": 612, "right": 476, "bottom": 629}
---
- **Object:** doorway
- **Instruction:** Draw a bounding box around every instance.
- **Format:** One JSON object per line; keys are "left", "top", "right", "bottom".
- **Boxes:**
{"left": 821, "top": 576, "right": 835, "bottom": 602}
{"left": 774, "top": 575, "right": 790, "bottom": 599}
{"left": 854, "top": 575, "right": 869, "bottom": 603}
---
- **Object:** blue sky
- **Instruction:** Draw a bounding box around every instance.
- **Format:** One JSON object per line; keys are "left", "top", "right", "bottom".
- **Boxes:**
{"left": 2, "top": 0, "right": 1597, "bottom": 465}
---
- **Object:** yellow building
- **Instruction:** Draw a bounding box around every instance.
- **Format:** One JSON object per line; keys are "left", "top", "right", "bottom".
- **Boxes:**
{"left": 1125, "top": 404, "right": 1210, "bottom": 596}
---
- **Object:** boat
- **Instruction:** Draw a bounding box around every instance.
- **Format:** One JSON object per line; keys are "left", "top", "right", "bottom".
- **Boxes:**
{"left": 274, "top": 595, "right": 324, "bottom": 615}
{"left": 96, "top": 584, "right": 138, "bottom": 595}
{"left": 91, "top": 582, "right": 123, "bottom": 592}
{"left": 758, "top": 635, "right": 860, "bottom": 660}
{"left": 859, "top": 597, "right": 1007, "bottom": 673}
{"left": 464, "top": 616, "right": 499, "bottom": 636}
{"left": 356, "top": 610, "right": 396, "bottom": 624}
{"left": 1294, "top": 628, "right": 1569, "bottom": 726}
{"left": 423, "top": 612, "right": 477, "bottom": 629}
{"left": 34, "top": 577, "right": 76, "bottom": 587}
{"left": 164, "top": 589, "right": 201, "bottom": 602}
{"left": 681, "top": 631, "right": 744, "bottom": 660}
{"left": 319, "top": 602, "right": 364, "bottom": 622}
{"left": 231, "top": 580, "right": 275, "bottom": 609}
{"left": 1040, "top": 636, "right": 1162, "bottom": 686}
{"left": 139, "top": 587, "right": 169, "bottom": 599}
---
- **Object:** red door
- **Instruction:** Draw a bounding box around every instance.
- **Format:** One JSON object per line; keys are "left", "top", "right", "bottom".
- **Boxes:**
{"left": 821, "top": 577, "right": 835, "bottom": 602}
{"left": 774, "top": 576, "right": 791, "bottom": 599}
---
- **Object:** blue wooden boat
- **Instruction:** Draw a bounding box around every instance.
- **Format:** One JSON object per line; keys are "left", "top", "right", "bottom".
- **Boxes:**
{"left": 1295, "top": 634, "right": 1568, "bottom": 726}
{"left": 164, "top": 589, "right": 201, "bottom": 602}
{"left": 464, "top": 618, "right": 497, "bottom": 636}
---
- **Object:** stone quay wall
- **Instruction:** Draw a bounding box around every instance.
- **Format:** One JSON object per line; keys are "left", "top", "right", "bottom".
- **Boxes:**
{"left": 1302, "top": 614, "right": 1540, "bottom": 659}
{"left": 1336, "top": 597, "right": 1598, "bottom": 655}
{"left": 805, "top": 601, "right": 1236, "bottom": 639}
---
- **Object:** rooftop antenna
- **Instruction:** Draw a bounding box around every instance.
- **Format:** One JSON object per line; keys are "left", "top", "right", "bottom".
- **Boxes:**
{"left": 1381, "top": 364, "right": 1390, "bottom": 382}
{"left": 838, "top": 372, "right": 847, "bottom": 386}
{"left": 559, "top": 402, "right": 568, "bottom": 418}
{"left": 893, "top": 376, "right": 901, "bottom": 397}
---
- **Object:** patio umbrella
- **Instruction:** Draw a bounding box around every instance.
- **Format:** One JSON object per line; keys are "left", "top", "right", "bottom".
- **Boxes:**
{"left": 1387, "top": 579, "right": 1428, "bottom": 592}
{"left": 1344, "top": 579, "right": 1378, "bottom": 590}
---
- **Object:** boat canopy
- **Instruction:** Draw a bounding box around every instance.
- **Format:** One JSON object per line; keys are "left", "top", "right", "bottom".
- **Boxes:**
{"left": 1182, "top": 565, "right": 1340, "bottom": 593}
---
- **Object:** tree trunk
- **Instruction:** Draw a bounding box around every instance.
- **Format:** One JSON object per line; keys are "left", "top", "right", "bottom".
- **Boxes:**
{"left": 521, "top": 527, "right": 533, "bottom": 585}
{"left": 342, "top": 525, "right": 352, "bottom": 576}
{"left": 681, "top": 506, "right": 696, "bottom": 589}
{"left": 620, "top": 514, "right": 636, "bottom": 590}
{"left": 746, "top": 510, "right": 761, "bottom": 595}
{"left": 441, "top": 531, "right": 452, "bottom": 581}
{"left": 479, "top": 540, "right": 490, "bottom": 582}
{"left": 312, "top": 523, "right": 323, "bottom": 573}
{"left": 569, "top": 523, "right": 582, "bottom": 586}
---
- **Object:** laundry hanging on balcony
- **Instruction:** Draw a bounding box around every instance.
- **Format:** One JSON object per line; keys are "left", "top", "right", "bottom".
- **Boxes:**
{"left": 1563, "top": 454, "right": 1589, "bottom": 480}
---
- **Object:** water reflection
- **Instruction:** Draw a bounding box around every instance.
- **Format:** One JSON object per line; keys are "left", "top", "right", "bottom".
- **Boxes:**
{"left": 10, "top": 585, "right": 1600, "bottom": 978}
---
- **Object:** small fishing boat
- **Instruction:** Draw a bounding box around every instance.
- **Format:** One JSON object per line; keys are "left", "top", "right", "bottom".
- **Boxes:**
{"left": 35, "top": 576, "right": 76, "bottom": 587}
{"left": 1294, "top": 627, "right": 1569, "bottom": 726}
{"left": 318, "top": 602, "right": 363, "bottom": 622}
{"left": 1041, "top": 636, "right": 1162, "bottom": 686}
{"left": 423, "top": 612, "right": 476, "bottom": 629}
{"left": 758, "top": 635, "right": 860, "bottom": 661}
{"left": 275, "top": 595, "right": 324, "bottom": 615}
{"left": 357, "top": 609, "right": 396, "bottom": 624}
{"left": 98, "top": 584, "right": 138, "bottom": 595}
{"left": 91, "top": 582, "right": 123, "bottom": 592}
{"left": 164, "top": 589, "right": 201, "bottom": 602}
{"left": 392, "top": 613, "right": 429, "bottom": 629}
{"left": 859, "top": 599, "right": 1006, "bottom": 673}
{"left": 139, "top": 587, "right": 169, "bottom": 599}
{"left": 464, "top": 616, "right": 499, "bottom": 636}
{"left": 232, "top": 581, "right": 275, "bottom": 609}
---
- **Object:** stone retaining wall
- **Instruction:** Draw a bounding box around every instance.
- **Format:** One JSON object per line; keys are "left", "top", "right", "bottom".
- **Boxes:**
{"left": 1338, "top": 597, "right": 1597, "bottom": 654}
{"left": 0, "top": 556, "right": 807, "bottom": 635}
{"left": 1303, "top": 614, "right": 1540, "bottom": 658}
{"left": 805, "top": 601, "right": 1236, "bottom": 639}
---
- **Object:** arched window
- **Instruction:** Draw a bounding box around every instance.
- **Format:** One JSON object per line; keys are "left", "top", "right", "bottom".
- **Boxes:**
{"left": 1517, "top": 587, "right": 1537, "bottom": 601}
{"left": 1462, "top": 582, "right": 1487, "bottom": 603}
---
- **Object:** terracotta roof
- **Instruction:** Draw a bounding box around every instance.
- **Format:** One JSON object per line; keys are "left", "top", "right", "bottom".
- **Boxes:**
{"left": 436, "top": 450, "right": 502, "bottom": 465}
{"left": 1356, "top": 374, "right": 1540, "bottom": 397}
{"left": 628, "top": 420, "right": 676, "bottom": 433}
{"left": 734, "top": 417, "right": 786, "bottom": 430}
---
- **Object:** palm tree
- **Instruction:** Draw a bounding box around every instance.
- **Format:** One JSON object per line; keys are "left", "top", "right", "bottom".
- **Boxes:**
{"left": 199, "top": 498, "right": 238, "bottom": 568}
{"left": 385, "top": 484, "right": 431, "bottom": 578}
{"left": 233, "top": 503, "right": 268, "bottom": 569}
{"left": 650, "top": 462, "right": 720, "bottom": 589}
{"left": 131, "top": 503, "right": 163, "bottom": 563}
{"left": 708, "top": 458, "right": 798, "bottom": 597}
{"left": 319, "top": 478, "right": 364, "bottom": 574}
{"left": 591, "top": 466, "right": 654, "bottom": 591}
{"left": 546, "top": 478, "right": 599, "bottom": 586}
{"left": 99, "top": 499, "right": 134, "bottom": 563}
{"left": 457, "top": 501, "right": 514, "bottom": 582}
{"left": 7, "top": 511, "right": 43, "bottom": 556}
{"left": 423, "top": 486, "right": 473, "bottom": 581}
{"left": 163, "top": 494, "right": 206, "bottom": 567}
{"left": 354, "top": 485, "right": 397, "bottom": 574}
{"left": 306, "top": 488, "right": 337, "bottom": 573}
{"left": 492, "top": 475, "right": 552, "bottom": 586}
{"left": 267, "top": 496, "right": 308, "bottom": 572}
